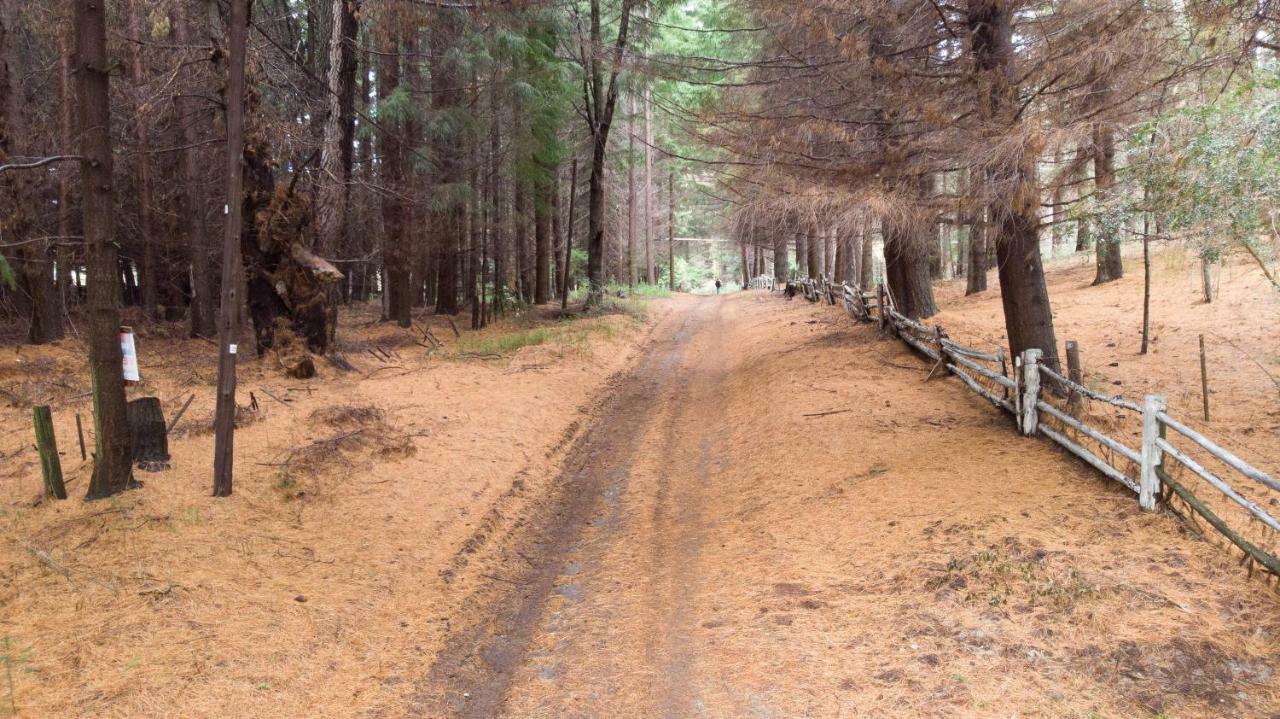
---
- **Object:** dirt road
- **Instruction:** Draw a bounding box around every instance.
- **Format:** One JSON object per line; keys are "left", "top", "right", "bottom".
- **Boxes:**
{"left": 420, "top": 292, "right": 1280, "bottom": 718}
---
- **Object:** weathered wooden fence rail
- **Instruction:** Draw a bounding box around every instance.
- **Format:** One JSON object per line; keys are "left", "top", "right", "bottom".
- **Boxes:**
{"left": 769, "top": 275, "right": 1280, "bottom": 578}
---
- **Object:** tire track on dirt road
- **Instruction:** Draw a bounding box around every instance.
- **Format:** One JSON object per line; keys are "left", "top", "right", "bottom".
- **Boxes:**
{"left": 412, "top": 297, "right": 717, "bottom": 717}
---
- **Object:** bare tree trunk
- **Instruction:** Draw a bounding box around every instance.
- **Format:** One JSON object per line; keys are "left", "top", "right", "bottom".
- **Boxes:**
{"left": 883, "top": 220, "right": 938, "bottom": 319}
{"left": 534, "top": 165, "right": 553, "bottom": 304}
{"left": 807, "top": 228, "right": 820, "bottom": 280}
{"left": 174, "top": 5, "right": 216, "bottom": 338}
{"left": 859, "top": 214, "right": 874, "bottom": 289}
{"left": 378, "top": 26, "right": 410, "bottom": 327}
{"left": 3, "top": 0, "right": 63, "bottom": 344}
{"left": 969, "top": 0, "right": 1060, "bottom": 371}
{"left": 127, "top": 0, "right": 159, "bottom": 322}
{"left": 667, "top": 172, "right": 675, "bottom": 291}
{"left": 772, "top": 221, "right": 787, "bottom": 281}
{"left": 583, "top": 0, "right": 635, "bottom": 305}
{"left": 643, "top": 87, "right": 654, "bottom": 283}
{"left": 74, "top": 0, "right": 133, "bottom": 498}
{"left": 56, "top": 25, "right": 73, "bottom": 320}
{"left": 489, "top": 76, "right": 506, "bottom": 316}
{"left": 515, "top": 177, "right": 531, "bottom": 303}
{"left": 625, "top": 90, "right": 636, "bottom": 288}
{"left": 314, "top": 0, "right": 359, "bottom": 338}
{"left": 551, "top": 164, "right": 563, "bottom": 298}
{"left": 1093, "top": 123, "right": 1123, "bottom": 284}
{"left": 1201, "top": 253, "right": 1214, "bottom": 303}
{"left": 432, "top": 6, "right": 464, "bottom": 316}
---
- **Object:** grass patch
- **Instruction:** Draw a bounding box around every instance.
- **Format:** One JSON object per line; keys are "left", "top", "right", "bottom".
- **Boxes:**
{"left": 459, "top": 328, "right": 550, "bottom": 355}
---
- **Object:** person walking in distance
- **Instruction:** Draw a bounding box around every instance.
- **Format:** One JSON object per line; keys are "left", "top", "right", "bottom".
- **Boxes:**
{"left": 715, "top": 278, "right": 722, "bottom": 295}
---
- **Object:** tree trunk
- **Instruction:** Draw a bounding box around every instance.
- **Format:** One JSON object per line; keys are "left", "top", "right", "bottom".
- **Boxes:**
{"left": 314, "top": 0, "right": 359, "bottom": 338}
{"left": 643, "top": 87, "right": 654, "bottom": 284}
{"left": 432, "top": 6, "right": 464, "bottom": 316}
{"left": 582, "top": 0, "right": 635, "bottom": 306}
{"left": 1201, "top": 254, "right": 1214, "bottom": 303}
{"left": 377, "top": 27, "right": 410, "bottom": 327}
{"left": 56, "top": 25, "right": 73, "bottom": 319}
{"left": 626, "top": 91, "right": 636, "bottom": 288}
{"left": 515, "top": 178, "right": 532, "bottom": 303}
{"left": 966, "top": 207, "right": 988, "bottom": 297}
{"left": 772, "top": 223, "right": 788, "bottom": 281}
{"left": 859, "top": 215, "right": 874, "bottom": 289}
{"left": 489, "top": 76, "right": 506, "bottom": 316}
{"left": 127, "top": 0, "right": 158, "bottom": 322}
{"left": 969, "top": 0, "right": 1060, "bottom": 371}
{"left": 1092, "top": 123, "right": 1123, "bottom": 284}
{"left": 883, "top": 219, "right": 938, "bottom": 319}
{"left": 174, "top": 5, "right": 216, "bottom": 338}
{"left": 806, "top": 228, "right": 819, "bottom": 280}
{"left": 667, "top": 172, "right": 675, "bottom": 291}
{"left": 3, "top": 0, "right": 63, "bottom": 344}
{"left": 74, "top": 0, "right": 134, "bottom": 498}
{"left": 534, "top": 167, "right": 553, "bottom": 304}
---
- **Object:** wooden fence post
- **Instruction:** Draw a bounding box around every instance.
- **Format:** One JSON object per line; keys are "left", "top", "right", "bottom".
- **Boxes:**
{"left": 1065, "top": 340, "right": 1082, "bottom": 416}
{"left": 877, "top": 284, "right": 888, "bottom": 334}
{"left": 74, "top": 412, "right": 87, "bottom": 460}
{"left": 33, "top": 406, "right": 67, "bottom": 500}
{"left": 1199, "top": 334, "right": 1210, "bottom": 423}
{"left": 1139, "top": 394, "right": 1167, "bottom": 511}
{"left": 1020, "top": 349, "right": 1042, "bottom": 436}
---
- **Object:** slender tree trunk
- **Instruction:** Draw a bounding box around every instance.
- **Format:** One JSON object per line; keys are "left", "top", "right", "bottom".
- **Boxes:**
{"left": 489, "top": 76, "right": 506, "bottom": 316}
{"left": 378, "top": 27, "right": 410, "bottom": 327}
{"left": 432, "top": 6, "right": 464, "bottom": 316}
{"left": 3, "top": 0, "right": 63, "bottom": 344}
{"left": 772, "top": 222, "right": 787, "bottom": 281}
{"left": 583, "top": 0, "right": 635, "bottom": 305}
{"left": 1141, "top": 212, "right": 1151, "bottom": 354}
{"left": 174, "top": 6, "right": 215, "bottom": 338}
{"left": 551, "top": 164, "right": 563, "bottom": 298}
{"left": 625, "top": 91, "right": 636, "bottom": 288}
{"left": 127, "top": 0, "right": 158, "bottom": 322}
{"left": 667, "top": 172, "right": 675, "bottom": 291}
{"left": 859, "top": 215, "right": 874, "bottom": 289}
{"left": 75, "top": 0, "right": 133, "bottom": 498}
{"left": 1201, "top": 253, "right": 1214, "bottom": 303}
{"left": 794, "top": 226, "right": 807, "bottom": 279}
{"left": 534, "top": 165, "right": 553, "bottom": 303}
{"left": 56, "top": 26, "right": 73, "bottom": 318}
{"left": 806, "top": 228, "right": 819, "bottom": 280}
{"left": 1092, "top": 123, "right": 1123, "bottom": 284}
{"left": 643, "top": 87, "right": 654, "bottom": 283}
{"left": 211, "top": 0, "right": 252, "bottom": 497}
{"left": 515, "top": 178, "right": 531, "bottom": 302}
{"left": 314, "top": 0, "right": 358, "bottom": 338}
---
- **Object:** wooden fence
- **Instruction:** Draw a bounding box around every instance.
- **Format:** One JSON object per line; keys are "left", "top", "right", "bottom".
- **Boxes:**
{"left": 775, "top": 276, "right": 1280, "bottom": 578}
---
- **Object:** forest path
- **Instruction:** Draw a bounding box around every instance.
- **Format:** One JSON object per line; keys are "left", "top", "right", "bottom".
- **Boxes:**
{"left": 417, "top": 291, "right": 1280, "bottom": 719}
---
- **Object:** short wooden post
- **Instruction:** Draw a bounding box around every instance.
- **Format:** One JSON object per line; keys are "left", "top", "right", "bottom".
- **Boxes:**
{"left": 1199, "top": 334, "right": 1210, "bottom": 423}
{"left": 1139, "top": 394, "right": 1167, "bottom": 511}
{"left": 1020, "top": 349, "right": 1042, "bottom": 436}
{"left": 74, "top": 413, "right": 87, "bottom": 460}
{"left": 1065, "top": 340, "right": 1083, "bottom": 416}
{"left": 32, "top": 405, "right": 67, "bottom": 500}
{"left": 877, "top": 284, "right": 888, "bottom": 334}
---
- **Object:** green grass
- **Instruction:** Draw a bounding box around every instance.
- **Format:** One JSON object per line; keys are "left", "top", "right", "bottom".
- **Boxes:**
{"left": 455, "top": 304, "right": 645, "bottom": 359}
{"left": 460, "top": 328, "right": 551, "bottom": 355}
{"left": 568, "top": 281, "right": 671, "bottom": 302}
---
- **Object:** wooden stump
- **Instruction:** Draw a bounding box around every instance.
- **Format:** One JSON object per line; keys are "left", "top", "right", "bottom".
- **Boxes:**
{"left": 127, "top": 397, "right": 171, "bottom": 471}
{"left": 33, "top": 405, "right": 67, "bottom": 499}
